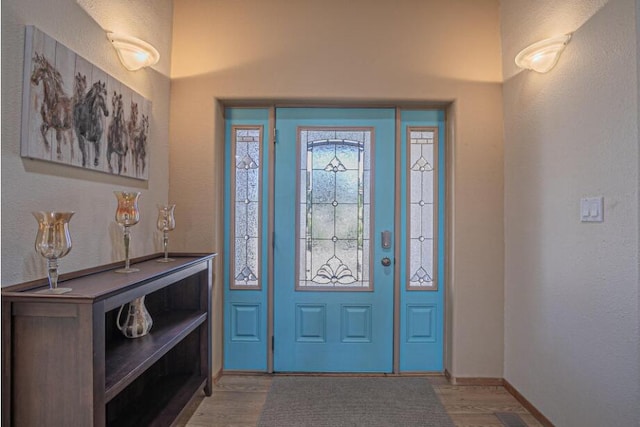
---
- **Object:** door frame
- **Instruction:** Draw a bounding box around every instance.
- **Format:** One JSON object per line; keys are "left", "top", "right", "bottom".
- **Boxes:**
{"left": 222, "top": 103, "right": 451, "bottom": 374}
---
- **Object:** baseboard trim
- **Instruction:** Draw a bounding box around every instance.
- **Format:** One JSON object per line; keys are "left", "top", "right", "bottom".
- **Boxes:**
{"left": 444, "top": 369, "right": 504, "bottom": 386}
{"left": 444, "top": 370, "right": 554, "bottom": 427}
{"left": 212, "top": 368, "right": 224, "bottom": 384}
{"left": 503, "top": 379, "right": 555, "bottom": 427}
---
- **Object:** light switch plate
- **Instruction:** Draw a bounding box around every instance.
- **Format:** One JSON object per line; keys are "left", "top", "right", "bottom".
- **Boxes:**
{"left": 580, "top": 196, "right": 604, "bottom": 222}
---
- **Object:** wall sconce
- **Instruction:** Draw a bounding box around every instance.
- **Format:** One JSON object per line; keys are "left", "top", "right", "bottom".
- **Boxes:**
{"left": 107, "top": 32, "right": 160, "bottom": 71}
{"left": 515, "top": 34, "right": 572, "bottom": 73}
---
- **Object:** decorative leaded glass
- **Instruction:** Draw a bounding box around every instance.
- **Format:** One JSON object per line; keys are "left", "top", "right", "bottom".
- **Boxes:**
{"left": 297, "top": 128, "right": 372, "bottom": 289}
{"left": 231, "top": 127, "right": 262, "bottom": 288}
{"left": 408, "top": 128, "right": 437, "bottom": 289}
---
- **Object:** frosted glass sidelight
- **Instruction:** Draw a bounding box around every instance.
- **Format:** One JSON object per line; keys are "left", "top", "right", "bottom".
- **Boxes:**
{"left": 408, "top": 128, "right": 437, "bottom": 289}
{"left": 231, "top": 127, "right": 262, "bottom": 288}
{"left": 297, "top": 128, "right": 372, "bottom": 289}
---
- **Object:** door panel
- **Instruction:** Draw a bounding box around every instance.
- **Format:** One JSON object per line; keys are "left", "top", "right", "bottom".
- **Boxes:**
{"left": 273, "top": 108, "right": 395, "bottom": 372}
{"left": 223, "top": 108, "right": 270, "bottom": 371}
{"left": 399, "top": 109, "right": 445, "bottom": 371}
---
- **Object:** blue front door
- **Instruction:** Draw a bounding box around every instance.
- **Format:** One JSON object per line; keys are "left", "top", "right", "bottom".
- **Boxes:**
{"left": 224, "top": 107, "right": 445, "bottom": 373}
{"left": 273, "top": 108, "right": 396, "bottom": 372}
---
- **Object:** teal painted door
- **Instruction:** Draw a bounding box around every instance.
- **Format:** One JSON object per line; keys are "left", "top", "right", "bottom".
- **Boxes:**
{"left": 224, "top": 107, "right": 445, "bottom": 373}
{"left": 273, "top": 108, "right": 395, "bottom": 372}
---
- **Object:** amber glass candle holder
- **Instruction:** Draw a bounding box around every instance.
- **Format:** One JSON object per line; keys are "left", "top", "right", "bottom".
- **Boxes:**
{"left": 114, "top": 191, "right": 141, "bottom": 273}
{"left": 33, "top": 211, "right": 74, "bottom": 294}
{"left": 156, "top": 204, "right": 176, "bottom": 263}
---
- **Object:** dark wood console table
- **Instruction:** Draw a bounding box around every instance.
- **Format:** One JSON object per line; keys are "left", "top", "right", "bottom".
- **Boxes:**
{"left": 2, "top": 253, "right": 216, "bottom": 427}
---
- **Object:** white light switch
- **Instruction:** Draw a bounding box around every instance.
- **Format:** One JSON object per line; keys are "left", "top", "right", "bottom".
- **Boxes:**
{"left": 580, "top": 197, "right": 604, "bottom": 222}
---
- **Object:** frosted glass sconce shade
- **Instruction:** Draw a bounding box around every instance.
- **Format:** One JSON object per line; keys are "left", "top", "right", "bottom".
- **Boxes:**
{"left": 515, "top": 34, "right": 572, "bottom": 73}
{"left": 107, "top": 32, "right": 160, "bottom": 71}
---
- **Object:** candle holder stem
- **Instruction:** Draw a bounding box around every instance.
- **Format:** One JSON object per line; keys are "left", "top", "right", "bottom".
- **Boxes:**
{"left": 124, "top": 226, "right": 131, "bottom": 270}
{"left": 47, "top": 258, "right": 59, "bottom": 289}
{"left": 157, "top": 230, "right": 175, "bottom": 263}
{"left": 40, "top": 258, "right": 72, "bottom": 294}
{"left": 163, "top": 231, "right": 169, "bottom": 260}
{"left": 116, "top": 225, "right": 139, "bottom": 273}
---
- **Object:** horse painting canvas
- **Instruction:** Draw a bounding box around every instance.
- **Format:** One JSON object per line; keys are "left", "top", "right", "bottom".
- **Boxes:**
{"left": 21, "top": 26, "right": 151, "bottom": 180}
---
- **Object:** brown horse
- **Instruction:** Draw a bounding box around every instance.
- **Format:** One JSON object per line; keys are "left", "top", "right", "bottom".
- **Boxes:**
{"left": 30, "top": 54, "right": 74, "bottom": 160}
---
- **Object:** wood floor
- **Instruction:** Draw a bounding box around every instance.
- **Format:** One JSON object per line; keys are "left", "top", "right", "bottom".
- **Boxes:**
{"left": 179, "top": 374, "right": 543, "bottom": 427}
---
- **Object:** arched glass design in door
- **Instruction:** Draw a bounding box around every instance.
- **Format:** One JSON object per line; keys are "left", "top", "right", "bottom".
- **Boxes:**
{"left": 297, "top": 129, "right": 371, "bottom": 290}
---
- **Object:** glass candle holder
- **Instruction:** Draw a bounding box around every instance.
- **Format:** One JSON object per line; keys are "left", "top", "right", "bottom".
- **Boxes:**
{"left": 156, "top": 204, "right": 176, "bottom": 263}
{"left": 114, "top": 191, "right": 141, "bottom": 273}
{"left": 33, "top": 211, "right": 74, "bottom": 294}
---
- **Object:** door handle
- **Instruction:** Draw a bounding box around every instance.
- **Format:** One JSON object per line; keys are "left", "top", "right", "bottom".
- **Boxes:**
{"left": 381, "top": 257, "right": 392, "bottom": 267}
{"left": 381, "top": 230, "right": 392, "bottom": 249}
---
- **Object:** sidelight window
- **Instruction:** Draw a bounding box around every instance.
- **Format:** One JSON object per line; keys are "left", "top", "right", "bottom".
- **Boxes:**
{"left": 230, "top": 126, "right": 263, "bottom": 289}
{"left": 407, "top": 127, "right": 438, "bottom": 290}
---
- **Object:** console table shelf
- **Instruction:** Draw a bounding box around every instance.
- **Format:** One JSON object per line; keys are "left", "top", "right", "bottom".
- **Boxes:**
{"left": 2, "top": 253, "right": 216, "bottom": 427}
{"left": 105, "top": 310, "right": 207, "bottom": 402}
{"left": 107, "top": 373, "right": 207, "bottom": 427}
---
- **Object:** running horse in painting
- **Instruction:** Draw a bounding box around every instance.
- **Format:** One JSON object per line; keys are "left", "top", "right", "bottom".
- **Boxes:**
{"left": 126, "top": 101, "right": 149, "bottom": 177}
{"left": 73, "top": 79, "right": 109, "bottom": 167}
{"left": 132, "top": 114, "right": 149, "bottom": 176}
{"left": 30, "top": 54, "right": 74, "bottom": 159}
{"left": 107, "top": 92, "right": 127, "bottom": 174}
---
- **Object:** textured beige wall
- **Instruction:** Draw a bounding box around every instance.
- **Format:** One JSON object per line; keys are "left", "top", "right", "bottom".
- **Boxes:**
{"left": 170, "top": 0, "right": 504, "bottom": 377}
{"left": 501, "top": 0, "right": 640, "bottom": 425}
{"left": 1, "top": 0, "right": 173, "bottom": 285}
